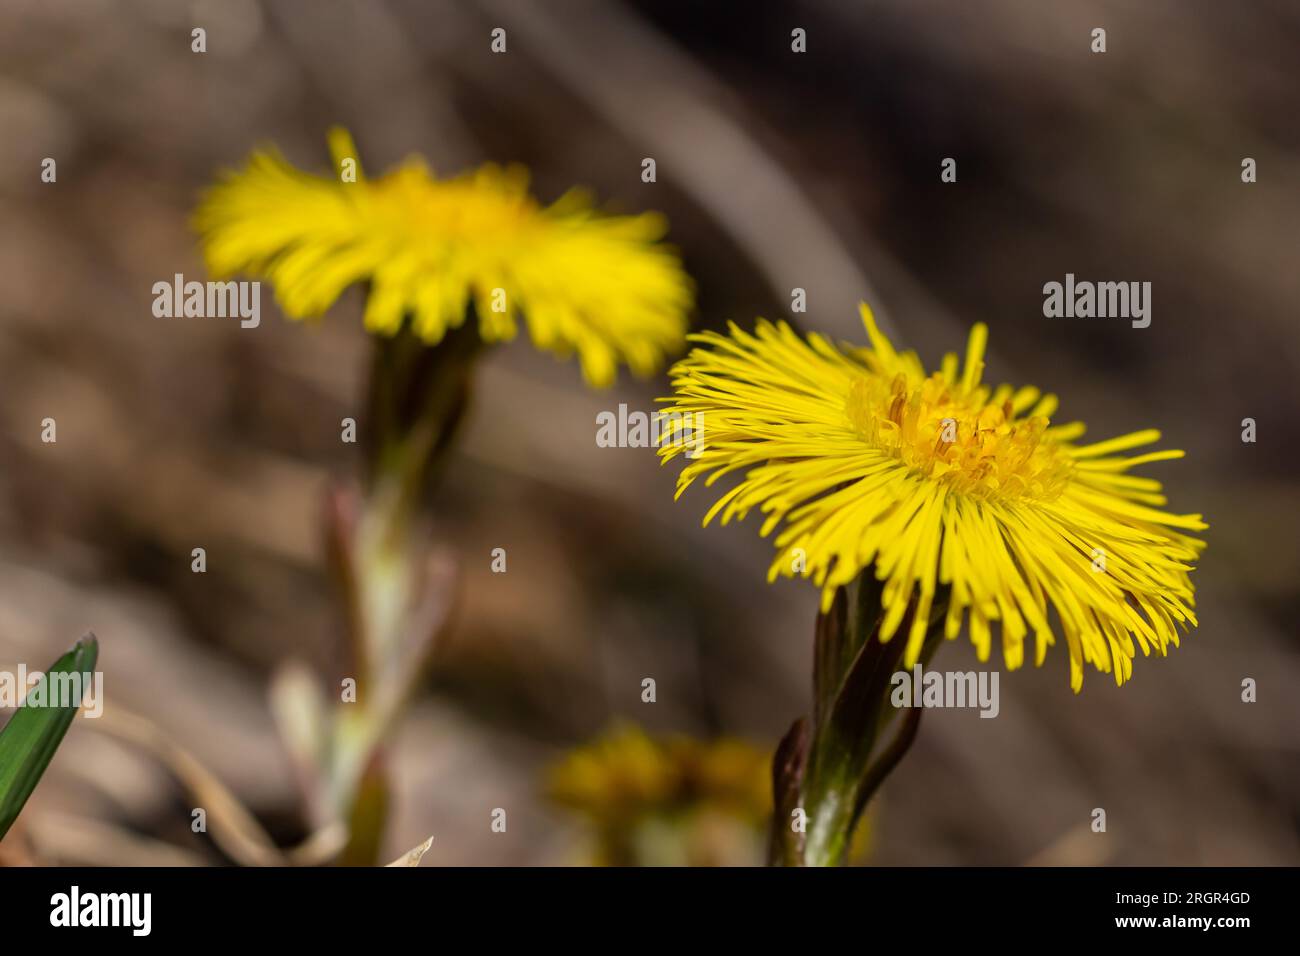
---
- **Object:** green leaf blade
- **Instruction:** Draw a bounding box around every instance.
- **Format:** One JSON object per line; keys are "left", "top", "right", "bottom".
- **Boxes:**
{"left": 0, "top": 633, "right": 99, "bottom": 840}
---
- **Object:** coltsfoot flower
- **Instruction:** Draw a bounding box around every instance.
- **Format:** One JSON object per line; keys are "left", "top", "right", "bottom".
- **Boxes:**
{"left": 659, "top": 305, "right": 1207, "bottom": 690}
{"left": 547, "top": 724, "right": 773, "bottom": 866}
{"left": 548, "top": 724, "right": 770, "bottom": 822}
{"left": 194, "top": 128, "right": 693, "bottom": 386}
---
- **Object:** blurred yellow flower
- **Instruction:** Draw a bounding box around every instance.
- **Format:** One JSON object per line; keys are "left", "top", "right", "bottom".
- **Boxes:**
{"left": 194, "top": 128, "right": 693, "bottom": 387}
{"left": 547, "top": 724, "right": 772, "bottom": 866}
{"left": 549, "top": 724, "right": 770, "bottom": 820}
{"left": 659, "top": 305, "right": 1207, "bottom": 690}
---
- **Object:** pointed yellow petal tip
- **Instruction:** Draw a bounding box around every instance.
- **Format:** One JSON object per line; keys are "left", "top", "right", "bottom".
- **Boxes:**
{"left": 326, "top": 126, "right": 363, "bottom": 180}
{"left": 858, "top": 301, "right": 896, "bottom": 360}
{"left": 961, "top": 323, "right": 989, "bottom": 392}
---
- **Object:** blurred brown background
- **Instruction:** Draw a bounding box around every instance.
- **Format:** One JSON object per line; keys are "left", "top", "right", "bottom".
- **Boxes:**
{"left": 1, "top": 0, "right": 1296, "bottom": 865}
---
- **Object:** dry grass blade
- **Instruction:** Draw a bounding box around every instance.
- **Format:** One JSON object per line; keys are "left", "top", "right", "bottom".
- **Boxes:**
{"left": 91, "top": 704, "right": 346, "bottom": 866}
{"left": 385, "top": 835, "right": 433, "bottom": 867}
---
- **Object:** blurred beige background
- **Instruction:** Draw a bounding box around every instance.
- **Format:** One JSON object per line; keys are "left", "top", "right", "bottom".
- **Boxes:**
{"left": 0, "top": 0, "right": 1296, "bottom": 865}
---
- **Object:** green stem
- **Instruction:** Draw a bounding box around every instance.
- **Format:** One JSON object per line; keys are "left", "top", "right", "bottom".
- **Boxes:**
{"left": 327, "top": 318, "right": 481, "bottom": 863}
{"left": 771, "top": 574, "right": 948, "bottom": 867}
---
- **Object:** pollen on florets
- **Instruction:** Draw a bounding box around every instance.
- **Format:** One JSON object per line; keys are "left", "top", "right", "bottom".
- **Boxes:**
{"left": 846, "top": 370, "right": 1074, "bottom": 501}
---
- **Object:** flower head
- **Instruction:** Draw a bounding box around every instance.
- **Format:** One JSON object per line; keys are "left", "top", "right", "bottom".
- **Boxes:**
{"left": 548, "top": 724, "right": 771, "bottom": 823}
{"left": 659, "top": 305, "right": 1207, "bottom": 690}
{"left": 547, "top": 724, "right": 772, "bottom": 866}
{"left": 194, "top": 128, "right": 693, "bottom": 386}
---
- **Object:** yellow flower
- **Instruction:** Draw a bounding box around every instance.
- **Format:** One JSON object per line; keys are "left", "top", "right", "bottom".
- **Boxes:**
{"left": 547, "top": 725, "right": 774, "bottom": 866}
{"left": 547, "top": 724, "right": 771, "bottom": 825}
{"left": 194, "top": 128, "right": 693, "bottom": 387}
{"left": 659, "top": 305, "right": 1207, "bottom": 690}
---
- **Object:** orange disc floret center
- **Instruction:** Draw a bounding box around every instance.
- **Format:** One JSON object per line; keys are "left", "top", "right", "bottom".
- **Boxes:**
{"left": 846, "top": 370, "right": 1074, "bottom": 501}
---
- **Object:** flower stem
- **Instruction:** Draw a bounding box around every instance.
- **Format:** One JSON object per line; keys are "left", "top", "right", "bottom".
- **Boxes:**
{"left": 324, "top": 319, "right": 479, "bottom": 863}
{"left": 771, "top": 575, "right": 947, "bottom": 866}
